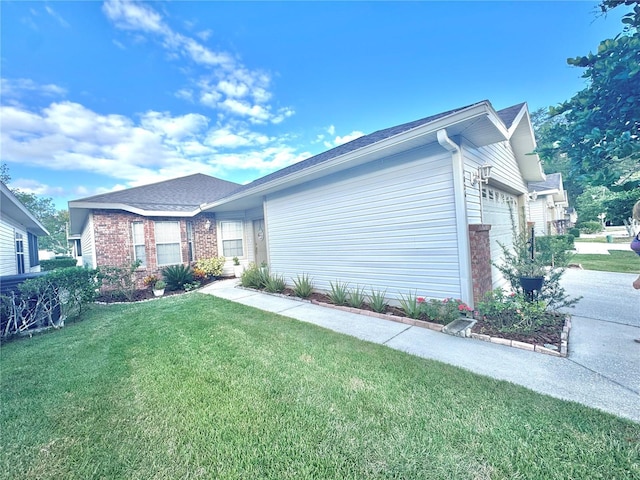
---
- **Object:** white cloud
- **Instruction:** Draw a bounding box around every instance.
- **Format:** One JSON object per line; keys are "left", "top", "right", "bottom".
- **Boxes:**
{"left": 196, "top": 29, "right": 212, "bottom": 41}
{"left": 1, "top": 78, "right": 67, "bottom": 99}
{"left": 334, "top": 131, "right": 365, "bottom": 146}
{"left": 102, "top": 0, "right": 165, "bottom": 34}
{"left": 324, "top": 130, "right": 365, "bottom": 148}
{"left": 45, "top": 6, "right": 70, "bottom": 28}
{"left": 1, "top": 100, "right": 307, "bottom": 193}
{"left": 327, "top": 125, "right": 336, "bottom": 136}
{"left": 102, "top": 0, "right": 292, "bottom": 124}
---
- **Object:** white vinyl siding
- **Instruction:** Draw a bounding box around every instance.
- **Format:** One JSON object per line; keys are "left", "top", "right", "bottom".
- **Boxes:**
{"left": 155, "top": 221, "right": 182, "bottom": 266}
{"left": 0, "top": 218, "right": 35, "bottom": 275}
{"left": 0, "top": 220, "right": 16, "bottom": 275}
{"left": 220, "top": 221, "right": 244, "bottom": 257}
{"left": 266, "top": 148, "right": 461, "bottom": 303}
{"left": 81, "top": 214, "right": 96, "bottom": 268}
{"left": 463, "top": 140, "right": 526, "bottom": 224}
{"left": 132, "top": 222, "right": 146, "bottom": 267}
{"left": 528, "top": 200, "right": 547, "bottom": 236}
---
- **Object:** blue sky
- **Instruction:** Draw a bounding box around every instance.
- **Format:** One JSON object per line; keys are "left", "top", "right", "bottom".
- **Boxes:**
{"left": 0, "top": 1, "right": 628, "bottom": 210}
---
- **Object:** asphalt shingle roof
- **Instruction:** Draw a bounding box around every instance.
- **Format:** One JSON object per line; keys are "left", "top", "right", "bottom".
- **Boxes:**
{"left": 234, "top": 100, "right": 494, "bottom": 193}
{"left": 72, "top": 100, "right": 528, "bottom": 211}
{"left": 496, "top": 102, "right": 526, "bottom": 130}
{"left": 74, "top": 174, "right": 241, "bottom": 211}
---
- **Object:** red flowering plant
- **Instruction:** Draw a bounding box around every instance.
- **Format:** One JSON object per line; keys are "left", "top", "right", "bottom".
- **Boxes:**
{"left": 400, "top": 293, "right": 473, "bottom": 324}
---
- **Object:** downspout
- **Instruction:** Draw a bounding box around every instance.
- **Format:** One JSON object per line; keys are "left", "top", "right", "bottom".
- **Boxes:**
{"left": 437, "top": 129, "right": 474, "bottom": 308}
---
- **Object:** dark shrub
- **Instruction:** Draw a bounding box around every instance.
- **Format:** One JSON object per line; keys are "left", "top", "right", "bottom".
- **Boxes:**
{"left": 162, "top": 264, "right": 194, "bottom": 291}
{"left": 41, "top": 257, "right": 77, "bottom": 271}
{"left": 569, "top": 227, "right": 581, "bottom": 238}
{"left": 579, "top": 221, "right": 603, "bottom": 234}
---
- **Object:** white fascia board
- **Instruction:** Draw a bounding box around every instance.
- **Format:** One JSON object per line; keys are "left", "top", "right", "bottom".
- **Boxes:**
{"left": 1, "top": 183, "right": 49, "bottom": 236}
{"left": 203, "top": 102, "right": 503, "bottom": 211}
{"left": 68, "top": 201, "right": 200, "bottom": 218}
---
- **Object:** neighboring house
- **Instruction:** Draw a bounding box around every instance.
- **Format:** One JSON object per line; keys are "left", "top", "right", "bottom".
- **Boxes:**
{"left": 68, "top": 100, "right": 545, "bottom": 306}
{"left": 0, "top": 182, "right": 49, "bottom": 276}
{"left": 67, "top": 174, "right": 241, "bottom": 283}
{"left": 527, "top": 173, "right": 570, "bottom": 236}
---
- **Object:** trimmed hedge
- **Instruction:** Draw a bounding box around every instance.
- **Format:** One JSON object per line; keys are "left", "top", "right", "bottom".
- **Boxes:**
{"left": 41, "top": 257, "right": 77, "bottom": 271}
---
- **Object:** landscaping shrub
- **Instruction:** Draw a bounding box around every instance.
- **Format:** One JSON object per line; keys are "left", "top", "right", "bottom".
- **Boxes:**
{"left": 40, "top": 257, "right": 77, "bottom": 271}
{"left": 476, "top": 289, "right": 559, "bottom": 335}
{"left": 328, "top": 281, "right": 350, "bottom": 306}
{"left": 292, "top": 274, "right": 314, "bottom": 298}
{"left": 494, "top": 218, "right": 579, "bottom": 310}
{"left": 194, "top": 257, "right": 225, "bottom": 279}
{"left": 162, "top": 264, "right": 194, "bottom": 291}
{"left": 1, "top": 267, "right": 98, "bottom": 339}
{"left": 536, "top": 235, "right": 574, "bottom": 267}
{"left": 579, "top": 221, "right": 604, "bottom": 234}
{"left": 347, "top": 285, "right": 366, "bottom": 309}
{"left": 99, "top": 261, "right": 141, "bottom": 302}
{"left": 569, "top": 227, "right": 581, "bottom": 238}
{"left": 240, "top": 263, "right": 269, "bottom": 289}
{"left": 264, "top": 273, "right": 286, "bottom": 293}
{"left": 427, "top": 298, "right": 473, "bottom": 324}
{"left": 368, "top": 288, "right": 388, "bottom": 313}
{"left": 398, "top": 292, "right": 422, "bottom": 319}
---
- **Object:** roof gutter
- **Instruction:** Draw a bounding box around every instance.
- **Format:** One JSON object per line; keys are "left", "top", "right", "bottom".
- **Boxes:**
{"left": 437, "top": 129, "right": 474, "bottom": 308}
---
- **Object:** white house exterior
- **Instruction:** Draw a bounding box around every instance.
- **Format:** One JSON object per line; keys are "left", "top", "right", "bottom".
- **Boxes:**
{"left": 67, "top": 100, "right": 546, "bottom": 306}
{"left": 201, "top": 100, "right": 545, "bottom": 307}
{"left": 527, "top": 173, "right": 569, "bottom": 236}
{"left": 0, "top": 182, "right": 49, "bottom": 276}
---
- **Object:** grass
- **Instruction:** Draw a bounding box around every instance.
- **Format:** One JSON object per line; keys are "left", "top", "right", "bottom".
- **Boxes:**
{"left": 572, "top": 250, "right": 639, "bottom": 273}
{"left": 1, "top": 294, "right": 639, "bottom": 479}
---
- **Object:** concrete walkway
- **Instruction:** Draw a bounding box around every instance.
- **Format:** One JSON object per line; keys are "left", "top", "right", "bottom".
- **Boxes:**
{"left": 200, "top": 270, "right": 640, "bottom": 423}
{"left": 573, "top": 241, "right": 633, "bottom": 254}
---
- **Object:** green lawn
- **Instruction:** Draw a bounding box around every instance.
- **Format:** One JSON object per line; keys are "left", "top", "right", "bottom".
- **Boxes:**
{"left": 1, "top": 294, "right": 638, "bottom": 479}
{"left": 572, "top": 250, "right": 640, "bottom": 273}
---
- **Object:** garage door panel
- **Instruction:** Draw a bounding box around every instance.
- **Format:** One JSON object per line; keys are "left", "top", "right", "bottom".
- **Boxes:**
{"left": 482, "top": 187, "right": 518, "bottom": 290}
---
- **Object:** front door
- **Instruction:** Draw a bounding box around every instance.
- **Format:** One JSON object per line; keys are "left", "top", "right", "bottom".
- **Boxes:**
{"left": 253, "top": 219, "right": 267, "bottom": 265}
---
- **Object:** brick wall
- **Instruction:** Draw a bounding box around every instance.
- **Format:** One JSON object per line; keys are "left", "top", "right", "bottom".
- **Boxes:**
{"left": 468, "top": 224, "right": 492, "bottom": 306}
{"left": 92, "top": 210, "right": 218, "bottom": 288}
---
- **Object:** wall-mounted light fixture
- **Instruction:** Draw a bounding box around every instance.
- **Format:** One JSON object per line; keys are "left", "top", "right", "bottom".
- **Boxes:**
{"left": 469, "top": 164, "right": 492, "bottom": 186}
{"left": 204, "top": 219, "right": 211, "bottom": 231}
{"left": 529, "top": 191, "right": 538, "bottom": 201}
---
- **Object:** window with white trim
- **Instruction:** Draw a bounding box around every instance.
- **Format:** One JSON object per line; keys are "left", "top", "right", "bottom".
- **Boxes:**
{"left": 186, "top": 221, "right": 194, "bottom": 262}
{"left": 155, "top": 221, "right": 182, "bottom": 266}
{"left": 220, "top": 221, "right": 244, "bottom": 257}
{"left": 132, "top": 222, "right": 146, "bottom": 267}
{"left": 16, "top": 232, "right": 25, "bottom": 274}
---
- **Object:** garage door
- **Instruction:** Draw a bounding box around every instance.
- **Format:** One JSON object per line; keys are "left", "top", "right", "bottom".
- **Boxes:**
{"left": 482, "top": 187, "right": 518, "bottom": 290}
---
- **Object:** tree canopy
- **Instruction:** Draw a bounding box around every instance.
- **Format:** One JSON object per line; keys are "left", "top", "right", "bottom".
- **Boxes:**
{"left": 545, "top": 1, "right": 639, "bottom": 190}
{"left": 1, "top": 164, "right": 69, "bottom": 254}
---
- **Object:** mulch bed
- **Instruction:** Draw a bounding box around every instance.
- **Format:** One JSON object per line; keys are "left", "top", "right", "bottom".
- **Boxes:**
{"left": 96, "top": 277, "right": 221, "bottom": 303}
{"left": 99, "top": 282, "right": 566, "bottom": 350}
{"left": 472, "top": 313, "right": 566, "bottom": 349}
{"left": 278, "top": 288, "right": 565, "bottom": 348}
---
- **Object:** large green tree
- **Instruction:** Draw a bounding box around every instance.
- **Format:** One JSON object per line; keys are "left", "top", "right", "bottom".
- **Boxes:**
{"left": 1, "top": 164, "right": 70, "bottom": 254}
{"left": 548, "top": 1, "right": 639, "bottom": 189}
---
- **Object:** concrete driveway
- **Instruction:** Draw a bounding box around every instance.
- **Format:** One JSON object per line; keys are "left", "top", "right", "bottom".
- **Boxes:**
{"left": 560, "top": 268, "right": 640, "bottom": 396}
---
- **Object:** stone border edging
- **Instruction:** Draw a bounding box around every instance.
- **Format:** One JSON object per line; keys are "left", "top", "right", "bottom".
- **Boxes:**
{"left": 236, "top": 285, "right": 571, "bottom": 357}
